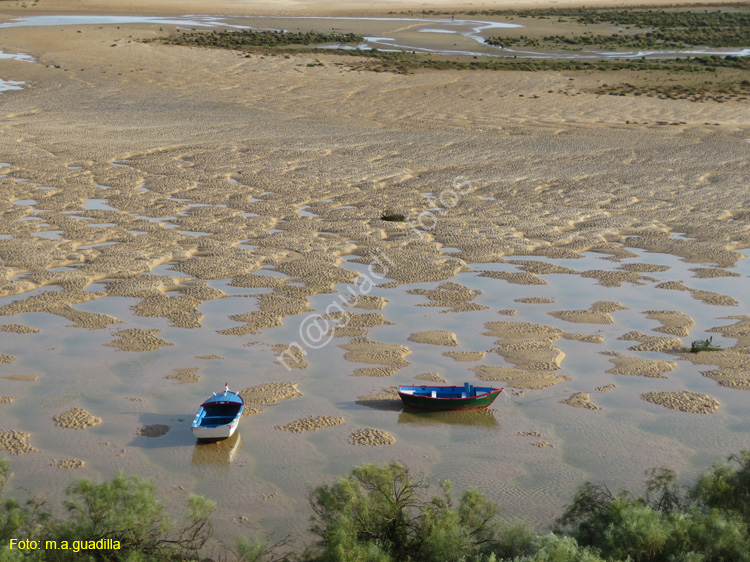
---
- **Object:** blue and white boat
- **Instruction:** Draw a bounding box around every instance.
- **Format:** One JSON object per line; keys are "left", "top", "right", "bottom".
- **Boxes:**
{"left": 191, "top": 383, "right": 244, "bottom": 441}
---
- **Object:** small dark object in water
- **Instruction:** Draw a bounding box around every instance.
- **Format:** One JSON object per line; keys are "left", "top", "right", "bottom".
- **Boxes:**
{"left": 381, "top": 212, "right": 406, "bottom": 222}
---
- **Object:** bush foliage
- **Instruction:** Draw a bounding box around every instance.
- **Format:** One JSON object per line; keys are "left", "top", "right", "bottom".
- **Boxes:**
{"left": 4, "top": 451, "right": 750, "bottom": 560}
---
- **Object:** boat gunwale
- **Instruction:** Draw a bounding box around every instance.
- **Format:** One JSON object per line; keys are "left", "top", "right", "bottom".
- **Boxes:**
{"left": 397, "top": 385, "right": 502, "bottom": 402}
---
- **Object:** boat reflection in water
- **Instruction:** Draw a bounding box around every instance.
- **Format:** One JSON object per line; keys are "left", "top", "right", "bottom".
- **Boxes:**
{"left": 397, "top": 409, "right": 498, "bottom": 427}
{"left": 191, "top": 431, "right": 243, "bottom": 467}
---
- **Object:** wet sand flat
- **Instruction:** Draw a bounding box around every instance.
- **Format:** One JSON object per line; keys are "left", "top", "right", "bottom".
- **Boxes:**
{"left": 0, "top": 0, "right": 749, "bottom": 549}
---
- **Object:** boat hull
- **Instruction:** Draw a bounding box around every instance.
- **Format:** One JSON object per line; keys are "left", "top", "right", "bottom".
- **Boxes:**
{"left": 192, "top": 416, "right": 240, "bottom": 441}
{"left": 191, "top": 388, "right": 244, "bottom": 441}
{"left": 398, "top": 385, "right": 502, "bottom": 411}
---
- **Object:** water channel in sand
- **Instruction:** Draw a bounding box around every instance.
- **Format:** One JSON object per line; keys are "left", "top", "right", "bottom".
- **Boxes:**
{"left": 1, "top": 13, "right": 748, "bottom": 64}
{"left": 2, "top": 235, "right": 750, "bottom": 539}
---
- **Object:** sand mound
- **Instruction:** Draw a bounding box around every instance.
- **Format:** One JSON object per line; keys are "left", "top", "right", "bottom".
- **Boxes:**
{"left": 706, "top": 316, "right": 750, "bottom": 347}
{"left": 415, "top": 372, "right": 447, "bottom": 383}
{"left": 690, "top": 268, "right": 740, "bottom": 279}
{"left": 105, "top": 328, "right": 174, "bottom": 351}
{"left": 517, "top": 431, "right": 544, "bottom": 438}
{"left": 0, "top": 430, "right": 37, "bottom": 455}
{"left": 239, "top": 382, "right": 302, "bottom": 405}
{"left": 50, "top": 459, "right": 84, "bottom": 468}
{"left": 196, "top": 354, "right": 223, "bottom": 360}
{"left": 483, "top": 321, "right": 562, "bottom": 343}
{"left": 327, "top": 311, "right": 394, "bottom": 328}
{"left": 640, "top": 391, "right": 719, "bottom": 413}
{"left": 479, "top": 270, "right": 547, "bottom": 285}
{"left": 407, "top": 282, "right": 487, "bottom": 313}
{"left": 515, "top": 297, "right": 555, "bottom": 304}
{"left": 350, "top": 366, "right": 400, "bottom": 377}
{"left": 165, "top": 367, "right": 200, "bottom": 384}
{"left": 137, "top": 424, "right": 171, "bottom": 437}
{"left": 580, "top": 270, "right": 645, "bottom": 287}
{"left": 605, "top": 356, "right": 677, "bottom": 378}
{"left": 0, "top": 324, "right": 39, "bottom": 334}
{"left": 549, "top": 301, "right": 626, "bottom": 324}
{"left": 273, "top": 344, "right": 309, "bottom": 370}
{"left": 596, "top": 384, "right": 616, "bottom": 392}
{"left": 0, "top": 375, "right": 38, "bottom": 381}
{"left": 53, "top": 407, "right": 102, "bottom": 429}
{"left": 489, "top": 340, "right": 565, "bottom": 371}
{"left": 348, "top": 428, "right": 396, "bottom": 446}
{"left": 701, "top": 369, "right": 750, "bottom": 390}
{"left": 0, "top": 354, "right": 16, "bottom": 364}
{"left": 275, "top": 415, "right": 344, "bottom": 433}
{"left": 472, "top": 365, "right": 569, "bottom": 389}
{"left": 691, "top": 290, "right": 738, "bottom": 307}
{"left": 644, "top": 310, "right": 695, "bottom": 337}
{"left": 560, "top": 392, "right": 601, "bottom": 410}
{"left": 347, "top": 295, "right": 388, "bottom": 310}
{"left": 340, "top": 338, "right": 411, "bottom": 367}
{"left": 356, "top": 387, "right": 402, "bottom": 410}
{"left": 442, "top": 351, "right": 485, "bottom": 362}
{"left": 407, "top": 330, "right": 458, "bottom": 347}
{"left": 0, "top": 396, "right": 15, "bottom": 404}
{"left": 618, "top": 331, "right": 683, "bottom": 352}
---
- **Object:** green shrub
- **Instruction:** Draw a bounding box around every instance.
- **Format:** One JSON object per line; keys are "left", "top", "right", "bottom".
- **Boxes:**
{"left": 690, "top": 336, "right": 722, "bottom": 352}
{"left": 306, "top": 462, "right": 507, "bottom": 562}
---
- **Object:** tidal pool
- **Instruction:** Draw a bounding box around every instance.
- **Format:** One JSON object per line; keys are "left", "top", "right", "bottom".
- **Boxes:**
{"left": 2, "top": 239, "right": 749, "bottom": 542}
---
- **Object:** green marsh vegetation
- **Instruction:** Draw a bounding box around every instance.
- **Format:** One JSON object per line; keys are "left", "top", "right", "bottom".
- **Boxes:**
{"left": 5, "top": 451, "right": 750, "bottom": 560}
{"left": 690, "top": 336, "right": 723, "bottom": 352}
{"left": 154, "top": 29, "right": 364, "bottom": 50}
{"left": 152, "top": 8, "right": 749, "bottom": 102}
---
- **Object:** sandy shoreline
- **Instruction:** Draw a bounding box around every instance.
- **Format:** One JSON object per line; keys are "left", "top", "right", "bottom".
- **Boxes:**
{"left": 4, "top": 0, "right": 748, "bottom": 18}
{"left": 1, "top": 0, "right": 749, "bottom": 547}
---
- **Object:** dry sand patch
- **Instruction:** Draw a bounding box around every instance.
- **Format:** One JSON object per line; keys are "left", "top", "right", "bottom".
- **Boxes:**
{"left": 0, "top": 324, "right": 39, "bottom": 334}
{"left": 50, "top": 459, "right": 85, "bottom": 468}
{"left": 407, "top": 282, "right": 487, "bottom": 313}
{"left": 275, "top": 415, "right": 345, "bottom": 433}
{"left": 52, "top": 407, "right": 102, "bottom": 429}
{"left": 700, "top": 369, "right": 750, "bottom": 390}
{"left": 0, "top": 431, "right": 36, "bottom": 455}
{"left": 478, "top": 270, "right": 547, "bottom": 285}
{"left": 340, "top": 338, "right": 411, "bottom": 367}
{"left": 415, "top": 372, "right": 448, "bottom": 382}
{"left": 350, "top": 366, "right": 400, "bottom": 377}
{"left": 164, "top": 367, "right": 200, "bottom": 384}
{"left": 272, "top": 344, "right": 308, "bottom": 370}
{"left": 640, "top": 391, "right": 719, "bottom": 414}
{"left": 618, "top": 331, "right": 683, "bottom": 352}
{"left": 239, "top": 382, "right": 302, "bottom": 406}
{"left": 690, "top": 267, "right": 741, "bottom": 279}
{"left": 472, "top": 365, "right": 569, "bottom": 389}
{"left": 515, "top": 297, "right": 555, "bottom": 304}
{"left": 347, "top": 295, "right": 388, "bottom": 310}
{"left": 605, "top": 355, "right": 677, "bottom": 378}
{"left": 644, "top": 310, "right": 695, "bottom": 337}
{"left": 560, "top": 392, "right": 601, "bottom": 410}
{"left": 356, "top": 387, "right": 402, "bottom": 410}
{"left": 348, "top": 428, "right": 396, "bottom": 446}
{"left": 442, "top": 351, "right": 486, "bottom": 362}
{"left": 105, "top": 328, "right": 173, "bottom": 351}
{"left": 407, "top": 330, "right": 458, "bottom": 347}
{"left": 549, "top": 301, "right": 626, "bottom": 324}
{"left": 707, "top": 316, "right": 750, "bottom": 347}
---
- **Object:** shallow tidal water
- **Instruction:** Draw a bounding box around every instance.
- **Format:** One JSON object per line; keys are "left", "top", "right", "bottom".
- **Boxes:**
{"left": 2, "top": 239, "right": 750, "bottom": 541}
